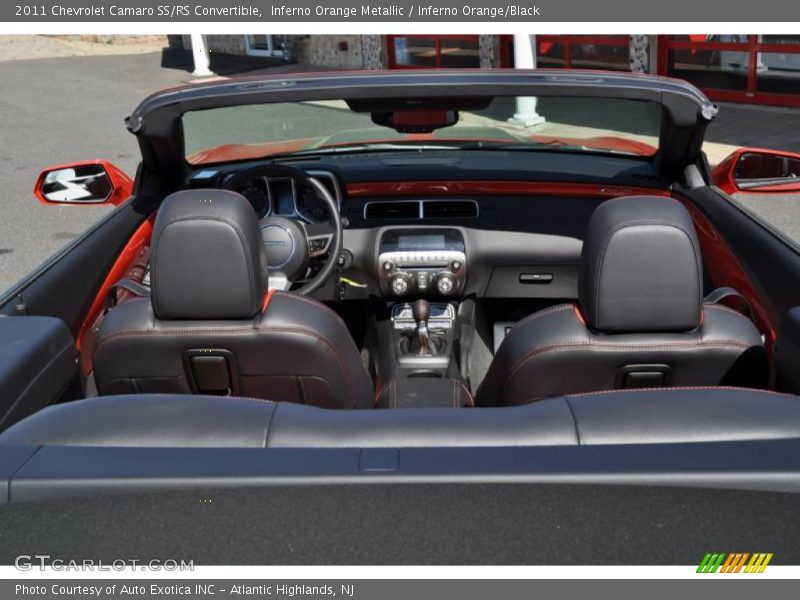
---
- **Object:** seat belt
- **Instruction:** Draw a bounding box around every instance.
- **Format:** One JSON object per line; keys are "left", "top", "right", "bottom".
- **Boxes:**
{"left": 704, "top": 287, "right": 753, "bottom": 320}
{"left": 105, "top": 278, "right": 151, "bottom": 311}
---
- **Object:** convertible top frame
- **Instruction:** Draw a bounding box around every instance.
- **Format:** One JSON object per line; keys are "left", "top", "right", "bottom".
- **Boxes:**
{"left": 126, "top": 69, "right": 718, "bottom": 185}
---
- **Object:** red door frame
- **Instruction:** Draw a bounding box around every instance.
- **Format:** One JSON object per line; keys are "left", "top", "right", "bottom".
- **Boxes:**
{"left": 536, "top": 35, "right": 631, "bottom": 69}
{"left": 498, "top": 35, "right": 630, "bottom": 69}
{"left": 387, "top": 35, "right": 630, "bottom": 70}
{"left": 657, "top": 35, "right": 800, "bottom": 108}
{"left": 386, "top": 35, "right": 484, "bottom": 69}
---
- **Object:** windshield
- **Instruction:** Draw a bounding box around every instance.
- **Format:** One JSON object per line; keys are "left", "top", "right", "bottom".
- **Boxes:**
{"left": 183, "top": 96, "right": 662, "bottom": 165}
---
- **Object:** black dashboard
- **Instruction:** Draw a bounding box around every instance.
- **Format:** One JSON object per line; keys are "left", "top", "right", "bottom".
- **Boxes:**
{"left": 196, "top": 169, "right": 342, "bottom": 224}
{"left": 183, "top": 150, "right": 670, "bottom": 302}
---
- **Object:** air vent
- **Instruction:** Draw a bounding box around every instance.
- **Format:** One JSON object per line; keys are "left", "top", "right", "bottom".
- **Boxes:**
{"left": 363, "top": 199, "right": 480, "bottom": 220}
{"left": 365, "top": 201, "right": 420, "bottom": 220}
{"left": 423, "top": 200, "right": 479, "bottom": 219}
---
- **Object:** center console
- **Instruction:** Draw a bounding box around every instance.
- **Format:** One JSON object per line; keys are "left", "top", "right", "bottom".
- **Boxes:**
{"left": 374, "top": 228, "right": 473, "bottom": 407}
{"left": 391, "top": 300, "right": 455, "bottom": 372}
{"left": 376, "top": 298, "right": 473, "bottom": 408}
{"left": 377, "top": 228, "right": 466, "bottom": 298}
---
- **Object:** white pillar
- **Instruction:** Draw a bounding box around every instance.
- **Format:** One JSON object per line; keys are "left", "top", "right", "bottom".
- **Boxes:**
{"left": 191, "top": 34, "right": 214, "bottom": 78}
{"left": 509, "top": 34, "right": 545, "bottom": 127}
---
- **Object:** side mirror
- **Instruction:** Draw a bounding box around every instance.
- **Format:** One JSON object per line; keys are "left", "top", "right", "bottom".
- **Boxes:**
{"left": 712, "top": 148, "right": 800, "bottom": 195}
{"left": 34, "top": 161, "right": 133, "bottom": 206}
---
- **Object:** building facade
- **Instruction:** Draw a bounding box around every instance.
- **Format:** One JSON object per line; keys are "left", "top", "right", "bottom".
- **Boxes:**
{"left": 187, "top": 35, "right": 800, "bottom": 108}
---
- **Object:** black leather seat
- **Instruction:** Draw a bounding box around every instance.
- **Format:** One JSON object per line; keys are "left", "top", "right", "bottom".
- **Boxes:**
{"left": 476, "top": 196, "right": 768, "bottom": 406}
{"left": 92, "top": 189, "right": 374, "bottom": 409}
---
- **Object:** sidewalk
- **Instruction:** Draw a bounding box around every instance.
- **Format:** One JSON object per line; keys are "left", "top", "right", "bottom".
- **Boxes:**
{"left": 0, "top": 35, "right": 166, "bottom": 61}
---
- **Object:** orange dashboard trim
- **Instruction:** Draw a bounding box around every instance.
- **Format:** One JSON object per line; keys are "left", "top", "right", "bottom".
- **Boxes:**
{"left": 345, "top": 181, "right": 672, "bottom": 198}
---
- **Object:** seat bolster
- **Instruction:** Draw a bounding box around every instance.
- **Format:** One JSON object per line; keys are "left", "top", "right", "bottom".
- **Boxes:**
{"left": 97, "top": 296, "right": 157, "bottom": 338}
{"left": 475, "top": 304, "right": 587, "bottom": 406}
{"left": 93, "top": 298, "right": 160, "bottom": 392}
{"left": 476, "top": 303, "right": 768, "bottom": 407}
{"left": 698, "top": 305, "right": 768, "bottom": 387}
{"left": 93, "top": 292, "right": 375, "bottom": 409}
{"left": 701, "top": 304, "right": 765, "bottom": 347}
{"left": 259, "top": 292, "right": 375, "bottom": 408}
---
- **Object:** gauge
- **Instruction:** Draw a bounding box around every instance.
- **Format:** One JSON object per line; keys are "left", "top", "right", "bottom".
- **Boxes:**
{"left": 239, "top": 178, "right": 271, "bottom": 218}
{"left": 295, "top": 181, "right": 331, "bottom": 223}
{"left": 269, "top": 178, "right": 296, "bottom": 216}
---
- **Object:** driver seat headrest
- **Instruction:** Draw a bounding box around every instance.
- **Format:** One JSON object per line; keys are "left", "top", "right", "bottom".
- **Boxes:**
{"left": 150, "top": 189, "right": 269, "bottom": 320}
{"left": 578, "top": 195, "right": 703, "bottom": 333}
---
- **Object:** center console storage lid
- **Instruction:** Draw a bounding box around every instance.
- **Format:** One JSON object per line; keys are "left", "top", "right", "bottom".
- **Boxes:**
{"left": 0, "top": 316, "right": 77, "bottom": 430}
{"left": 375, "top": 376, "right": 474, "bottom": 409}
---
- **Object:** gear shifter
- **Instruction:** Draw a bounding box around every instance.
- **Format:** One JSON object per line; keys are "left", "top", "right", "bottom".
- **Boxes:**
{"left": 411, "top": 299, "right": 438, "bottom": 356}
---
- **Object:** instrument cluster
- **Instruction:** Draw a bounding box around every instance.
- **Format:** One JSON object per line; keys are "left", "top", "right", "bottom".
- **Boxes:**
{"left": 237, "top": 170, "right": 340, "bottom": 223}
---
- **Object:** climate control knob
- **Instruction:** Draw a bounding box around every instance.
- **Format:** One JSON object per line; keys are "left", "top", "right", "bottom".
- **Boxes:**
{"left": 435, "top": 273, "right": 456, "bottom": 296}
{"left": 390, "top": 272, "right": 413, "bottom": 296}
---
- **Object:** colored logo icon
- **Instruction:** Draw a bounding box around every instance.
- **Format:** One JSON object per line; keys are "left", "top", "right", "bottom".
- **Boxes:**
{"left": 697, "top": 553, "right": 773, "bottom": 573}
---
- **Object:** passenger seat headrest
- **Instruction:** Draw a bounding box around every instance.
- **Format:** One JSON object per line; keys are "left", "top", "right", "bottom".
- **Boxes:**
{"left": 578, "top": 196, "right": 703, "bottom": 333}
{"left": 150, "top": 189, "right": 268, "bottom": 320}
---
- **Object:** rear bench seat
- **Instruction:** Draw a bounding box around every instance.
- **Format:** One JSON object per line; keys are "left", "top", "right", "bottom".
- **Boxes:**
{"left": 1, "top": 387, "right": 799, "bottom": 448}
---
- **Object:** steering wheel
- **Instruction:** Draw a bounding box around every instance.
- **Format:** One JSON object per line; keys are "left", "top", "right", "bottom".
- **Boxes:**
{"left": 223, "top": 164, "right": 343, "bottom": 296}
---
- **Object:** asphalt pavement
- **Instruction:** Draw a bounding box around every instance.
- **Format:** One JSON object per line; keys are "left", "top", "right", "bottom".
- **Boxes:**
{"left": 0, "top": 51, "right": 188, "bottom": 292}
{"left": 1, "top": 51, "right": 800, "bottom": 292}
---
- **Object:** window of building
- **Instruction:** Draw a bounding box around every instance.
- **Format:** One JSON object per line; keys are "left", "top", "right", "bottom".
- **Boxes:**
{"left": 658, "top": 35, "right": 800, "bottom": 107}
{"left": 246, "top": 35, "right": 284, "bottom": 58}
{"left": 498, "top": 35, "right": 630, "bottom": 71}
{"left": 387, "top": 36, "right": 481, "bottom": 69}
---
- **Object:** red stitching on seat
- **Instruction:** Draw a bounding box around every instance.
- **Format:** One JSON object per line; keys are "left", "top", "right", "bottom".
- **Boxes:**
{"left": 273, "top": 291, "right": 353, "bottom": 338}
{"left": 505, "top": 304, "right": 574, "bottom": 338}
{"left": 563, "top": 385, "right": 792, "bottom": 399}
{"left": 96, "top": 325, "right": 355, "bottom": 401}
{"left": 501, "top": 340, "right": 754, "bottom": 397}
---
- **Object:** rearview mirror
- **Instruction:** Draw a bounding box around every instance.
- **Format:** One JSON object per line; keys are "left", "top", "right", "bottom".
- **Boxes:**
{"left": 34, "top": 161, "right": 133, "bottom": 206}
{"left": 371, "top": 110, "right": 459, "bottom": 134}
{"left": 712, "top": 148, "right": 800, "bottom": 194}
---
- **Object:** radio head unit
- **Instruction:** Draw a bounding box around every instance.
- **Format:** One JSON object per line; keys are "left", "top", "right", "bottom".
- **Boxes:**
{"left": 377, "top": 228, "right": 466, "bottom": 297}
